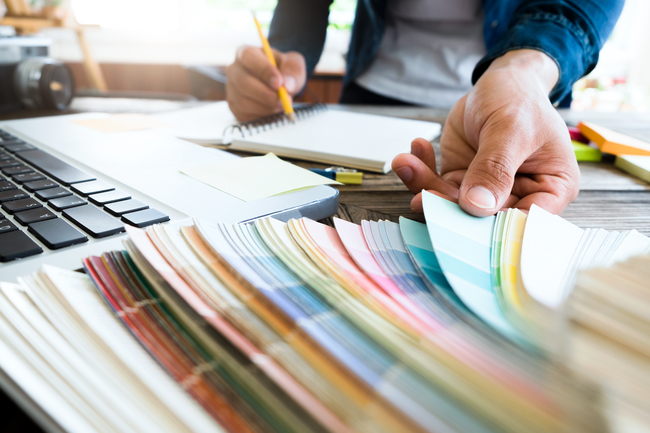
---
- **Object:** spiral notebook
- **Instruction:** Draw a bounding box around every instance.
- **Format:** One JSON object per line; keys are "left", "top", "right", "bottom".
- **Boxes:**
{"left": 153, "top": 102, "right": 441, "bottom": 173}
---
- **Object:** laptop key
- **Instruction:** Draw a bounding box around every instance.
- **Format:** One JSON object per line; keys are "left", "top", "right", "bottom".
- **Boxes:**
{"left": 3, "top": 198, "right": 42, "bottom": 214}
{"left": 105, "top": 199, "right": 148, "bottom": 216}
{"left": 121, "top": 208, "right": 170, "bottom": 228}
{"left": 0, "top": 181, "right": 17, "bottom": 192}
{"left": 13, "top": 172, "right": 46, "bottom": 184}
{"left": 14, "top": 207, "right": 58, "bottom": 226}
{"left": 49, "top": 195, "right": 86, "bottom": 211}
{"left": 71, "top": 180, "right": 114, "bottom": 197}
{"left": 0, "top": 218, "right": 18, "bottom": 234}
{"left": 88, "top": 190, "right": 131, "bottom": 205}
{"left": 16, "top": 150, "right": 96, "bottom": 185}
{"left": 0, "top": 190, "right": 29, "bottom": 203}
{"left": 0, "top": 230, "right": 43, "bottom": 262}
{"left": 24, "top": 179, "right": 59, "bottom": 192}
{"left": 0, "top": 140, "right": 24, "bottom": 149}
{"left": 29, "top": 218, "right": 88, "bottom": 250}
{"left": 4, "top": 143, "right": 36, "bottom": 153}
{"left": 36, "top": 187, "right": 72, "bottom": 201}
{"left": 0, "top": 151, "right": 11, "bottom": 160}
{"left": 2, "top": 165, "right": 34, "bottom": 176}
{"left": 0, "top": 159, "right": 21, "bottom": 169}
{"left": 63, "top": 205, "right": 125, "bottom": 238}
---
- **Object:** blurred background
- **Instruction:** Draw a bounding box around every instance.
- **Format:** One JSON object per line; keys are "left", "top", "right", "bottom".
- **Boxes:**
{"left": 1, "top": 0, "right": 648, "bottom": 110}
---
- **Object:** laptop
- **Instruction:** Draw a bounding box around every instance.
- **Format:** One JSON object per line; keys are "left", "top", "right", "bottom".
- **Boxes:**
{"left": 0, "top": 112, "right": 339, "bottom": 282}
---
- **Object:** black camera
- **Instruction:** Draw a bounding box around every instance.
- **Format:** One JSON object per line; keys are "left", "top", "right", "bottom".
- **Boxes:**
{"left": 0, "top": 27, "right": 75, "bottom": 113}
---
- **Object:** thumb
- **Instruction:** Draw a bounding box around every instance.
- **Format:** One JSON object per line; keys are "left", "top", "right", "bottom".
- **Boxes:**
{"left": 458, "top": 142, "right": 522, "bottom": 217}
{"left": 276, "top": 51, "right": 307, "bottom": 95}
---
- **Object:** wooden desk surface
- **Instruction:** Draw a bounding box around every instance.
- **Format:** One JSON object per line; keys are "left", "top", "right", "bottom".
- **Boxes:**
{"left": 2, "top": 100, "right": 650, "bottom": 432}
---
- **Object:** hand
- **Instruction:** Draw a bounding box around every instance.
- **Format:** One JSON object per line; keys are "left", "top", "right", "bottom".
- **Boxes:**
{"left": 392, "top": 49, "right": 580, "bottom": 216}
{"left": 226, "top": 46, "right": 307, "bottom": 121}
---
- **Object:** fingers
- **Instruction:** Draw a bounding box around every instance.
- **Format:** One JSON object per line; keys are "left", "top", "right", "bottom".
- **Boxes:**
{"left": 510, "top": 191, "right": 574, "bottom": 215}
{"left": 226, "top": 46, "right": 306, "bottom": 121}
{"left": 410, "top": 138, "right": 437, "bottom": 171}
{"left": 458, "top": 142, "right": 521, "bottom": 216}
{"left": 392, "top": 152, "right": 460, "bottom": 199}
{"left": 277, "top": 51, "right": 307, "bottom": 95}
{"left": 238, "top": 45, "right": 284, "bottom": 90}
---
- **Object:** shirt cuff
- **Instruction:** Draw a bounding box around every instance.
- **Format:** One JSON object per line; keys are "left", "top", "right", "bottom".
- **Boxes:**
{"left": 472, "top": 13, "right": 597, "bottom": 103}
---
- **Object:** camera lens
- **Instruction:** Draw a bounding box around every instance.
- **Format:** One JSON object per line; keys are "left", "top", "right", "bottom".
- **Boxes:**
{"left": 13, "top": 57, "right": 74, "bottom": 110}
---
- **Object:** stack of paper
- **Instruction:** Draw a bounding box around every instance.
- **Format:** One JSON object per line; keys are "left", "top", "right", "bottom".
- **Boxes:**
{"left": 5, "top": 192, "right": 650, "bottom": 432}
{"left": 568, "top": 255, "right": 650, "bottom": 431}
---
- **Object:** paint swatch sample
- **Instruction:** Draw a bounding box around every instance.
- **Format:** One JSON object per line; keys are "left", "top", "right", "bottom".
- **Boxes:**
{"left": 421, "top": 191, "right": 518, "bottom": 338}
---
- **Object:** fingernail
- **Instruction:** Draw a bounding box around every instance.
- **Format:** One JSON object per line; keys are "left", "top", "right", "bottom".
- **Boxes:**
{"left": 394, "top": 166, "right": 413, "bottom": 182}
{"left": 284, "top": 76, "right": 296, "bottom": 92}
{"left": 466, "top": 186, "right": 496, "bottom": 209}
{"left": 410, "top": 142, "right": 422, "bottom": 158}
{"left": 269, "top": 76, "right": 280, "bottom": 89}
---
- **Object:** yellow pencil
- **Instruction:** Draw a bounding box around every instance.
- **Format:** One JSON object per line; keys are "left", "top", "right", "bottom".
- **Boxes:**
{"left": 252, "top": 12, "right": 295, "bottom": 122}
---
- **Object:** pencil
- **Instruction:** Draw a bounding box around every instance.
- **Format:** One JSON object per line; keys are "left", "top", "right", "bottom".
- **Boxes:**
{"left": 252, "top": 12, "right": 295, "bottom": 122}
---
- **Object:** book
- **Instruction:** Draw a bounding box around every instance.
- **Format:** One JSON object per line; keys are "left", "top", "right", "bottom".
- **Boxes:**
{"left": 153, "top": 102, "right": 441, "bottom": 173}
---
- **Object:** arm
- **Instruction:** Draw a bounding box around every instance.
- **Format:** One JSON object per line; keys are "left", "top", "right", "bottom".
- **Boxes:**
{"left": 392, "top": 1, "right": 625, "bottom": 217}
{"left": 474, "top": 0, "right": 625, "bottom": 103}
{"left": 268, "top": 0, "right": 333, "bottom": 79}
{"left": 226, "top": 0, "right": 332, "bottom": 121}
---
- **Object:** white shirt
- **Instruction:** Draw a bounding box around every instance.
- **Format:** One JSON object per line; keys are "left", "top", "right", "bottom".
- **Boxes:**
{"left": 355, "top": 0, "right": 486, "bottom": 108}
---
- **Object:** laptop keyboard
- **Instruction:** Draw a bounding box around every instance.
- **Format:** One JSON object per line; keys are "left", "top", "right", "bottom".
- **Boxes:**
{"left": 0, "top": 128, "right": 170, "bottom": 263}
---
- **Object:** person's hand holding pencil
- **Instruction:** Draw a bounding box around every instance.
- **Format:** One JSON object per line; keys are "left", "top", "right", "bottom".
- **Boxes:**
{"left": 226, "top": 13, "right": 306, "bottom": 122}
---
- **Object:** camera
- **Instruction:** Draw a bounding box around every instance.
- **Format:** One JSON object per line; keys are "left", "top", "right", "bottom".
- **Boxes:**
{"left": 0, "top": 26, "right": 74, "bottom": 113}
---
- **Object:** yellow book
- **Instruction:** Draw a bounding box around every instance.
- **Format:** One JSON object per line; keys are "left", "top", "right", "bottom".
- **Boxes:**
{"left": 615, "top": 154, "right": 650, "bottom": 183}
{"left": 578, "top": 121, "right": 650, "bottom": 156}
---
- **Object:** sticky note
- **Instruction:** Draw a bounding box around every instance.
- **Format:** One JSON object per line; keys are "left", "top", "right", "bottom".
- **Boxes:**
{"left": 572, "top": 141, "right": 602, "bottom": 162}
{"left": 181, "top": 153, "right": 341, "bottom": 201}
{"left": 72, "top": 113, "right": 170, "bottom": 133}
{"left": 615, "top": 155, "right": 650, "bottom": 183}
{"left": 578, "top": 121, "right": 650, "bottom": 156}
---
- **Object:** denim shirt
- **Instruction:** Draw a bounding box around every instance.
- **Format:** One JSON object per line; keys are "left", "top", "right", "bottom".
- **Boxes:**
{"left": 269, "top": 0, "right": 624, "bottom": 103}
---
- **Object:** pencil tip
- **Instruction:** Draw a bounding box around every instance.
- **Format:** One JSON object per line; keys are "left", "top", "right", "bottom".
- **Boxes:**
{"left": 288, "top": 113, "right": 295, "bottom": 123}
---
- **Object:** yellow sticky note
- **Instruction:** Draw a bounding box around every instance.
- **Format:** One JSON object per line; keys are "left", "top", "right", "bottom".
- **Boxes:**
{"left": 72, "top": 114, "right": 170, "bottom": 133}
{"left": 181, "top": 153, "right": 341, "bottom": 201}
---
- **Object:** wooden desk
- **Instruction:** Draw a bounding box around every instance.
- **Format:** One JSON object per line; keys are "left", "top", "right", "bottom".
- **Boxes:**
{"left": 2, "top": 100, "right": 650, "bottom": 432}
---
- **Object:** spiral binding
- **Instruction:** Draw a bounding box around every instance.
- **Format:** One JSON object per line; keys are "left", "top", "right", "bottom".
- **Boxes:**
{"left": 222, "top": 103, "right": 328, "bottom": 140}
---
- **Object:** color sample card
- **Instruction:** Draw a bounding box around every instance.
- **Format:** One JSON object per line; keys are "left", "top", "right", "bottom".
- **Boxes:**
{"left": 181, "top": 153, "right": 340, "bottom": 202}
{"left": 421, "top": 192, "right": 518, "bottom": 338}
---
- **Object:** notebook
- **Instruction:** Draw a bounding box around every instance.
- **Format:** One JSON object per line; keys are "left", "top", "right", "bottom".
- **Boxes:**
{"left": 152, "top": 102, "right": 442, "bottom": 173}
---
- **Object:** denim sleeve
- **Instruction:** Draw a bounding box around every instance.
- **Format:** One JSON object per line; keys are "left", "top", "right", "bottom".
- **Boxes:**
{"left": 268, "top": 0, "right": 334, "bottom": 78}
{"left": 472, "top": 0, "right": 625, "bottom": 103}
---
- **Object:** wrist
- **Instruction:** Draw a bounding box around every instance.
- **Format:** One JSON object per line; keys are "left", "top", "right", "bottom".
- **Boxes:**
{"left": 487, "top": 49, "right": 559, "bottom": 95}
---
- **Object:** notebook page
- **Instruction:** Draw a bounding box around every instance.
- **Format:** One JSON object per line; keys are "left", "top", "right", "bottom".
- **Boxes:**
{"left": 233, "top": 110, "right": 441, "bottom": 173}
{"left": 152, "top": 102, "right": 236, "bottom": 145}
